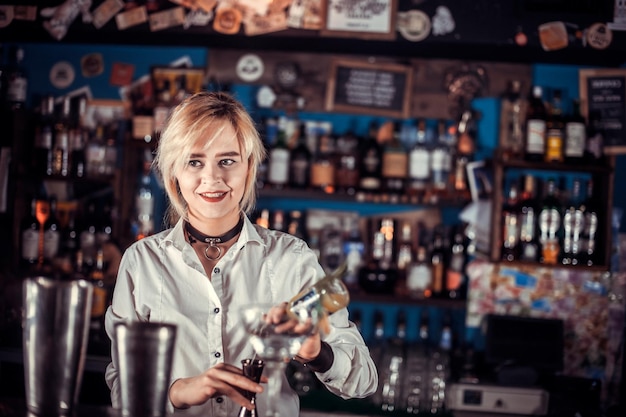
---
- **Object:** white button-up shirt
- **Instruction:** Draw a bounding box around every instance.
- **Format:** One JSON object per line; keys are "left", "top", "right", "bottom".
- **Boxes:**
{"left": 104, "top": 216, "right": 378, "bottom": 416}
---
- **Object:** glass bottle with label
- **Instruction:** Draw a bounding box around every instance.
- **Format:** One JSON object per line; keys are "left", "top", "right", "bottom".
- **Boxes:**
{"left": 518, "top": 175, "right": 540, "bottom": 263}
{"left": 564, "top": 99, "right": 586, "bottom": 164}
{"left": 71, "top": 97, "right": 87, "bottom": 178}
{"left": 408, "top": 119, "right": 431, "bottom": 195}
{"left": 343, "top": 217, "right": 364, "bottom": 291}
{"left": 310, "top": 132, "right": 335, "bottom": 194}
{"left": 289, "top": 121, "right": 311, "bottom": 189}
{"left": 267, "top": 116, "right": 290, "bottom": 189}
{"left": 406, "top": 245, "right": 432, "bottom": 299}
{"left": 358, "top": 121, "right": 382, "bottom": 194}
{"left": 581, "top": 179, "right": 599, "bottom": 266}
{"left": 381, "top": 121, "right": 408, "bottom": 196}
{"left": 499, "top": 80, "right": 525, "bottom": 160}
{"left": 21, "top": 197, "right": 40, "bottom": 268}
{"left": 6, "top": 45, "right": 28, "bottom": 110}
{"left": 545, "top": 88, "right": 564, "bottom": 163}
{"left": 561, "top": 178, "right": 585, "bottom": 265}
{"left": 524, "top": 85, "right": 547, "bottom": 161}
{"left": 33, "top": 95, "right": 54, "bottom": 177}
{"left": 538, "top": 178, "right": 561, "bottom": 264}
{"left": 446, "top": 229, "right": 467, "bottom": 300}
{"left": 431, "top": 119, "right": 452, "bottom": 193}
{"left": 430, "top": 229, "right": 446, "bottom": 298}
{"left": 52, "top": 96, "right": 71, "bottom": 177}
{"left": 43, "top": 195, "right": 61, "bottom": 263}
{"left": 334, "top": 128, "right": 360, "bottom": 195}
{"left": 358, "top": 218, "right": 398, "bottom": 295}
{"left": 501, "top": 180, "right": 520, "bottom": 261}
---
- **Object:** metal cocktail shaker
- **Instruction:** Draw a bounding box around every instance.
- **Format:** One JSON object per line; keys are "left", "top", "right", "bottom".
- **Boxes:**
{"left": 115, "top": 321, "right": 177, "bottom": 417}
{"left": 22, "top": 276, "right": 94, "bottom": 416}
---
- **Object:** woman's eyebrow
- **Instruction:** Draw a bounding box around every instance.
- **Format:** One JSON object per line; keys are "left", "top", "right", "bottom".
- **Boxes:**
{"left": 215, "top": 151, "right": 241, "bottom": 158}
{"left": 189, "top": 152, "right": 205, "bottom": 158}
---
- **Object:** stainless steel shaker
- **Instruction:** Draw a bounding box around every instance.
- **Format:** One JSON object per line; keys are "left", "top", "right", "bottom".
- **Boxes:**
{"left": 115, "top": 321, "right": 177, "bottom": 417}
{"left": 22, "top": 276, "right": 94, "bottom": 416}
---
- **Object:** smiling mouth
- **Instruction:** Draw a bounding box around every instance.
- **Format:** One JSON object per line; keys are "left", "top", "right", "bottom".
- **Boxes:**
{"left": 201, "top": 192, "right": 228, "bottom": 198}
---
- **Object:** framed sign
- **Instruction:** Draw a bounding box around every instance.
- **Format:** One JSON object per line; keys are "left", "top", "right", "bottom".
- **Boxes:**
{"left": 579, "top": 68, "right": 626, "bottom": 155}
{"left": 325, "top": 59, "right": 412, "bottom": 118}
{"left": 321, "top": 0, "right": 397, "bottom": 40}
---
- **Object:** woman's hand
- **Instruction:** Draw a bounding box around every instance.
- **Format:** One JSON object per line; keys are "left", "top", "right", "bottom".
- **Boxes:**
{"left": 266, "top": 302, "right": 322, "bottom": 363}
{"left": 169, "top": 363, "right": 265, "bottom": 410}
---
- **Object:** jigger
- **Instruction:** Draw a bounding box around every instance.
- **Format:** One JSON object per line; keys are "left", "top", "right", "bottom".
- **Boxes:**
{"left": 238, "top": 359, "right": 265, "bottom": 417}
{"left": 22, "top": 276, "right": 93, "bottom": 417}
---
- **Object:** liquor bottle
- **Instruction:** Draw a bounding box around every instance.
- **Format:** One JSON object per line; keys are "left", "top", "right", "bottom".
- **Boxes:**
{"left": 381, "top": 121, "right": 408, "bottom": 196}
{"left": 453, "top": 111, "right": 476, "bottom": 193}
{"left": 255, "top": 117, "right": 273, "bottom": 190}
{"left": 33, "top": 95, "right": 55, "bottom": 177}
{"left": 446, "top": 229, "right": 467, "bottom": 300}
{"left": 80, "top": 203, "right": 98, "bottom": 269}
{"left": 52, "top": 96, "right": 71, "bottom": 177}
{"left": 418, "top": 308, "right": 430, "bottom": 353}
{"left": 343, "top": 217, "right": 364, "bottom": 291}
{"left": 96, "top": 203, "right": 113, "bottom": 246}
{"left": 406, "top": 245, "right": 432, "bottom": 299}
{"left": 319, "top": 224, "right": 344, "bottom": 275}
{"left": 499, "top": 80, "right": 525, "bottom": 160}
{"left": 561, "top": 178, "right": 585, "bottom": 265}
{"left": 287, "top": 262, "right": 350, "bottom": 334}
{"left": 21, "top": 197, "right": 40, "bottom": 268}
{"left": 501, "top": 180, "right": 520, "bottom": 261}
{"left": 70, "top": 97, "right": 87, "bottom": 178}
{"left": 581, "top": 179, "right": 599, "bottom": 266}
{"left": 134, "top": 151, "right": 155, "bottom": 240}
{"left": 104, "top": 130, "right": 118, "bottom": 176}
{"left": 85, "top": 125, "right": 106, "bottom": 177}
{"left": 564, "top": 99, "right": 586, "bottom": 164}
{"left": 89, "top": 248, "right": 108, "bottom": 344}
{"left": 6, "top": 45, "right": 28, "bottom": 110}
{"left": 430, "top": 229, "right": 446, "bottom": 298}
{"left": 408, "top": 119, "right": 431, "bottom": 194}
{"left": 524, "top": 85, "right": 547, "bottom": 161}
{"left": 518, "top": 175, "right": 540, "bottom": 262}
{"left": 289, "top": 121, "right": 311, "bottom": 189}
{"left": 334, "top": 128, "right": 360, "bottom": 195}
{"left": 309, "top": 132, "right": 335, "bottom": 194}
{"left": 358, "top": 121, "right": 382, "bottom": 193}
{"left": 61, "top": 209, "right": 79, "bottom": 261}
{"left": 431, "top": 119, "right": 452, "bottom": 192}
{"left": 287, "top": 210, "right": 306, "bottom": 240}
{"left": 584, "top": 111, "right": 604, "bottom": 162}
{"left": 396, "top": 221, "right": 414, "bottom": 272}
{"left": 544, "top": 89, "right": 564, "bottom": 163}
{"left": 538, "top": 178, "right": 561, "bottom": 264}
{"left": 358, "top": 219, "right": 398, "bottom": 295}
{"left": 267, "top": 116, "right": 290, "bottom": 189}
{"left": 43, "top": 195, "right": 61, "bottom": 263}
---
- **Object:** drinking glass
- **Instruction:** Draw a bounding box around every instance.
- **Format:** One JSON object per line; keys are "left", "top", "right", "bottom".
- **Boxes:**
{"left": 239, "top": 303, "right": 319, "bottom": 417}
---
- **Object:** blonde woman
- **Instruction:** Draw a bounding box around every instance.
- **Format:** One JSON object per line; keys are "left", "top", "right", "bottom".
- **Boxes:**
{"left": 104, "top": 91, "right": 377, "bottom": 416}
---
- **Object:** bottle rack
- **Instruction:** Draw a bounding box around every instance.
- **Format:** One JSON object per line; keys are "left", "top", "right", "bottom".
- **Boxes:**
{"left": 490, "top": 155, "right": 616, "bottom": 270}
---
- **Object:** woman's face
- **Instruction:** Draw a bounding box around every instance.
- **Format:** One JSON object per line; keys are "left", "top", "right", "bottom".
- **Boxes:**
{"left": 176, "top": 123, "right": 249, "bottom": 230}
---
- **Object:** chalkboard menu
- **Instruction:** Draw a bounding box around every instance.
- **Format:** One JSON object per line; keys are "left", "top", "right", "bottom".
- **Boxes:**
{"left": 325, "top": 59, "right": 412, "bottom": 118}
{"left": 579, "top": 69, "right": 626, "bottom": 154}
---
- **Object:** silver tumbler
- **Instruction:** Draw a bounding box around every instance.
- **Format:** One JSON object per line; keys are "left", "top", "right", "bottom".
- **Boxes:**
{"left": 115, "top": 321, "right": 177, "bottom": 417}
{"left": 22, "top": 276, "right": 94, "bottom": 416}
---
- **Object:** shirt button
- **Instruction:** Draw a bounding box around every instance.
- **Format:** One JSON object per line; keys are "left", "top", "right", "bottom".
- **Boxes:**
{"left": 213, "top": 307, "right": 220, "bottom": 314}
{"left": 214, "top": 352, "right": 221, "bottom": 358}
{"left": 213, "top": 267, "right": 220, "bottom": 274}
{"left": 216, "top": 397, "right": 223, "bottom": 403}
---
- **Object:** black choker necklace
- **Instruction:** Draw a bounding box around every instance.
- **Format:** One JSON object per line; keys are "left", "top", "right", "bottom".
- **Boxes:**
{"left": 185, "top": 217, "right": 244, "bottom": 261}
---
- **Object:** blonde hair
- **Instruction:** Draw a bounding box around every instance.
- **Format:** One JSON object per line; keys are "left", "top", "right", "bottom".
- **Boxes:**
{"left": 154, "top": 91, "right": 266, "bottom": 225}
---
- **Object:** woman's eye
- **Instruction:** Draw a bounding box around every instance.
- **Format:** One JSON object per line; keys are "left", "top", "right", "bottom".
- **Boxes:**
{"left": 188, "top": 160, "right": 202, "bottom": 168}
{"left": 220, "top": 159, "right": 235, "bottom": 167}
